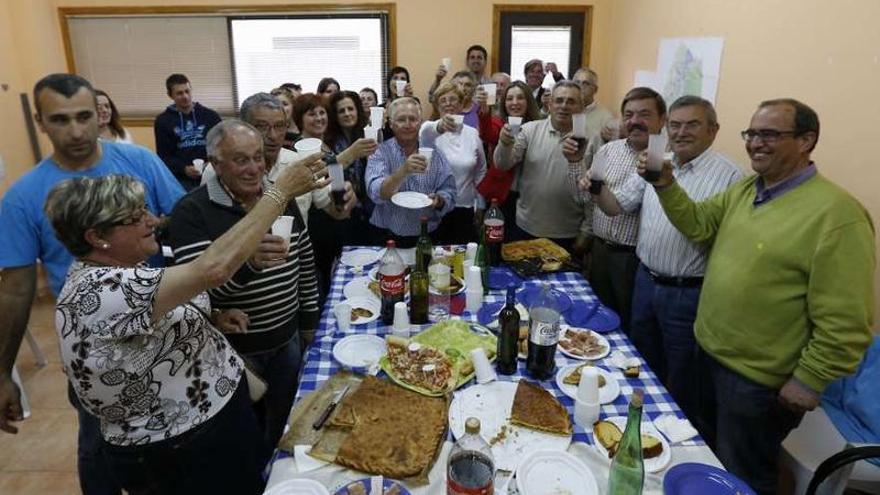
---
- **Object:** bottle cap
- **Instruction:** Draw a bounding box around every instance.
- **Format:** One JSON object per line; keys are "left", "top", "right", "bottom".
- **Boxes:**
{"left": 465, "top": 417, "right": 481, "bottom": 434}
{"left": 631, "top": 389, "right": 644, "bottom": 408}
{"left": 420, "top": 216, "right": 428, "bottom": 222}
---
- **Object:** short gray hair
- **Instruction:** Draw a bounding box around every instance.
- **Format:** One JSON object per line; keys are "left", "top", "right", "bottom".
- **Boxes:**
{"left": 388, "top": 97, "right": 421, "bottom": 121}
{"left": 452, "top": 70, "right": 477, "bottom": 83}
{"left": 669, "top": 95, "right": 718, "bottom": 126}
{"left": 552, "top": 80, "right": 583, "bottom": 96}
{"left": 573, "top": 67, "right": 598, "bottom": 86}
{"left": 205, "top": 118, "right": 261, "bottom": 162}
{"left": 239, "top": 92, "right": 285, "bottom": 123}
{"left": 44, "top": 175, "right": 146, "bottom": 257}
{"left": 491, "top": 72, "right": 510, "bottom": 82}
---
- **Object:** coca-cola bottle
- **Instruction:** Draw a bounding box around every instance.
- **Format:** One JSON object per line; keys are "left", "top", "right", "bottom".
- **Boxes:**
{"left": 483, "top": 199, "right": 504, "bottom": 266}
{"left": 526, "top": 283, "right": 561, "bottom": 379}
{"left": 379, "top": 240, "right": 406, "bottom": 325}
{"left": 447, "top": 417, "right": 495, "bottom": 495}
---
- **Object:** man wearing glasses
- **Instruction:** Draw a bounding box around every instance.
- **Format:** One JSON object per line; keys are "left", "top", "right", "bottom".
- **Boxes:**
{"left": 645, "top": 98, "right": 874, "bottom": 495}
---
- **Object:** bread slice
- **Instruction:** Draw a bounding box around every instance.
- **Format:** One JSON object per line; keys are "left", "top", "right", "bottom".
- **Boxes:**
{"left": 592, "top": 420, "right": 663, "bottom": 459}
{"left": 509, "top": 381, "right": 572, "bottom": 436}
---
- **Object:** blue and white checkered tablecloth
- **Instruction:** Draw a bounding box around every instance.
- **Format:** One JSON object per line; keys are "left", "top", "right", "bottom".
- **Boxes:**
{"left": 271, "top": 245, "right": 704, "bottom": 469}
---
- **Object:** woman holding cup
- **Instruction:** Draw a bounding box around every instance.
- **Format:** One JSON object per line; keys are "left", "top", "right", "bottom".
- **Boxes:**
{"left": 419, "top": 82, "right": 487, "bottom": 244}
{"left": 381, "top": 66, "right": 415, "bottom": 140}
{"left": 477, "top": 81, "right": 541, "bottom": 233}
{"left": 270, "top": 86, "right": 300, "bottom": 148}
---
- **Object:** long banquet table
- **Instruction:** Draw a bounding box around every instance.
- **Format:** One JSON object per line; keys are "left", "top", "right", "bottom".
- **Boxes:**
{"left": 264, "top": 246, "right": 722, "bottom": 494}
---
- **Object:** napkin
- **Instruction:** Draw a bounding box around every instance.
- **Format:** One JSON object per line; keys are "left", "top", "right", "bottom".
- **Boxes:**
{"left": 653, "top": 414, "right": 699, "bottom": 444}
{"left": 293, "top": 445, "right": 330, "bottom": 473}
{"left": 607, "top": 350, "right": 640, "bottom": 370}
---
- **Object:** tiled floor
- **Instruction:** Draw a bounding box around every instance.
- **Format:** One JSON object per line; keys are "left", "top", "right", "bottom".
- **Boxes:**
{"left": 0, "top": 296, "right": 81, "bottom": 494}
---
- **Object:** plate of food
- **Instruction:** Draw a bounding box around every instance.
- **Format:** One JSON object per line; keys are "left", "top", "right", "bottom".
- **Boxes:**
{"left": 341, "top": 297, "right": 380, "bottom": 325}
{"left": 449, "top": 380, "right": 572, "bottom": 471}
{"left": 515, "top": 449, "right": 598, "bottom": 495}
{"left": 555, "top": 363, "right": 620, "bottom": 404}
{"left": 501, "top": 238, "right": 577, "bottom": 277}
{"left": 332, "top": 476, "right": 410, "bottom": 495}
{"left": 591, "top": 417, "right": 672, "bottom": 473}
{"left": 333, "top": 335, "right": 386, "bottom": 371}
{"left": 340, "top": 248, "right": 380, "bottom": 268}
{"left": 265, "top": 479, "right": 330, "bottom": 495}
{"left": 558, "top": 326, "right": 611, "bottom": 360}
{"left": 343, "top": 277, "right": 378, "bottom": 301}
{"left": 379, "top": 320, "right": 497, "bottom": 396}
{"left": 391, "top": 191, "right": 432, "bottom": 209}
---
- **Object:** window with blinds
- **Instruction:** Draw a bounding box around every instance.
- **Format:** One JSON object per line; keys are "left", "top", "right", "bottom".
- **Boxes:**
{"left": 63, "top": 9, "right": 392, "bottom": 121}
{"left": 68, "top": 16, "right": 235, "bottom": 118}
{"left": 510, "top": 26, "right": 572, "bottom": 80}
{"left": 230, "top": 17, "right": 388, "bottom": 105}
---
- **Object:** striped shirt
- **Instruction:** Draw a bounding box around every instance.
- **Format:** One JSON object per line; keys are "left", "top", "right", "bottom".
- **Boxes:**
{"left": 167, "top": 175, "right": 321, "bottom": 354}
{"left": 366, "top": 138, "right": 457, "bottom": 236}
{"left": 589, "top": 139, "right": 642, "bottom": 246}
{"left": 615, "top": 148, "right": 745, "bottom": 276}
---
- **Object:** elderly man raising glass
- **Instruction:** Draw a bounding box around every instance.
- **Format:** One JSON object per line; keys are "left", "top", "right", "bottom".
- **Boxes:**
{"left": 46, "top": 139, "right": 327, "bottom": 494}
{"left": 366, "top": 97, "right": 456, "bottom": 247}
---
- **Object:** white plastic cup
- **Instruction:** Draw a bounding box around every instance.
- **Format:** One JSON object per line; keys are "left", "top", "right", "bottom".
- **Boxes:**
{"left": 574, "top": 396, "right": 600, "bottom": 429}
{"left": 369, "top": 107, "right": 385, "bottom": 127}
{"left": 392, "top": 301, "right": 410, "bottom": 336}
{"left": 469, "top": 347, "right": 496, "bottom": 384}
{"left": 466, "top": 288, "right": 483, "bottom": 314}
{"left": 334, "top": 302, "right": 352, "bottom": 332}
{"left": 294, "top": 138, "right": 323, "bottom": 154}
{"left": 328, "top": 163, "right": 345, "bottom": 191}
{"left": 481, "top": 83, "right": 497, "bottom": 105}
{"left": 441, "top": 57, "right": 452, "bottom": 72}
{"left": 271, "top": 215, "right": 294, "bottom": 244}
{"left": 577, "top": 366, "right": 600, "bottom": 403}
{"left": 418, "top": 147, "right": 434, "bottom": 172}
{"left": 508, "top": 116, "right": 523, "bottom": 135}
{"left": 192, "top": 158, "right": 205, "bottom": 173}
{"left": 465, "top": 242, "right": 478, "bottom": 262}
{"left": 395, "top": 80, "right": 407, "bottom": 97}
{"left": 450, "top": 114, "right": 464, "bottom": 132}
{"left": 646, "top": 133, "right": 668, "bottom": 174}
{"left": 572, "top": 113, "right": 587, "bottom": 138}
{"left": 466, "top": 265, "right": 483, "bottom": 291}
{"left": 364, "top": 126, "right": 379, "bottom": 142}
{"left": 463, "top": 259, "right": 474, "bottom": 275}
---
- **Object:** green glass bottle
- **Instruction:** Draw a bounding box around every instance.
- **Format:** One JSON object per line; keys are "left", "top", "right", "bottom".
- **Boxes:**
{"left": 410, "top": 231, "right": 430, "bottom": 325}
{"left": 607, "top": 389, "right": 645, "bottom": 495}
{"left": 475, "top": 225, "right": 489, "bottom": 295}
{"left": 415, "top": 216, "right": 433, "bottom": 274}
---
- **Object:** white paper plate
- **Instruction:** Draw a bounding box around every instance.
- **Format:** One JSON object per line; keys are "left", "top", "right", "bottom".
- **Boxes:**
{"left": 333, "top": 334, "right": 386, "bottom": 369}
{"left": 378, "top": 247, "right": 417, "bottom": 266}
{"left": 340, "top": 248, "right": 380, "bottom": 268}
{"left": 343, "top": 277, "right": 378, "bottom": 301}
{"left": 558, "top": 326, "right": 611, "bottom": 361}
{"left": 590, "top": 416, "right": 672, "bottom": 473}
{"left": 515, "top": 449, "right": 598, "bottom": 495}
{"left": 391, "top": 191, "right": 432, "bottom": 209}
{"left": 341, "top": 297, "right": 381, "bottom": 325}
{"left": 449, "top": 381, "right": 571, "bottom": 471}
{"left": 554, "top": 364, "right": 621, "bottom": 405}
{"left": 264, "top": 479, "right": 330, "bottom": 495}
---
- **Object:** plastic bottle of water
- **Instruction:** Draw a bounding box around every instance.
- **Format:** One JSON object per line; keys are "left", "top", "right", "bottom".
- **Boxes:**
{"left": 428, "top": 247, "right": 451, "bottom": 322}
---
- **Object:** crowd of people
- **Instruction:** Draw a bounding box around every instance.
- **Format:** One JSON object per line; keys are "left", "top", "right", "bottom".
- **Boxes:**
{"left": 0, "top": 41, "right": 874, "bottom": 495}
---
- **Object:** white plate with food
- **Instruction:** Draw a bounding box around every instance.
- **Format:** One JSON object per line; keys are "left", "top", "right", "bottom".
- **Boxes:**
{"left": 343, "top": 277, "right": 379, "bottom": 301}
{"left": 554, "top": 363, "right": 621, "bottom": 405}
{"left": 515, "top": 449, "right": 598, "bottom": 495}
{"left": 340, "top": 248, "right": 380, "bottom": 268}
{"left": 558, "top": 326, "right": 611, "bottom": 361}
{"left": 449, "top": 381, "right": 571, "bottom": 472}
{"left": 341, "top": 297, "right": 380, "bottom": 325}
{"left": 265, "top": 479, "right": 330, "bottom": 495}
{"left": 333, "top": 335, "right": 386, "bottom": 370}
{"left": 391, "top": 191, "right": 433, "bottom": 209}
{"left": 591, "top": 416, "right": 672, "bottom": 473}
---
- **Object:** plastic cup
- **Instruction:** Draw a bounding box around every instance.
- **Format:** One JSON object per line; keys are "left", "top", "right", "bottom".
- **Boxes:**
{"left": 450, "top": 114, "right": 464, "bottom": 132}
{"left": 466, "top": 265, "right": 483, "bottom": 291}
{"left": 466, "top": 288, "right": 483, "bottom": 314}
{"left": 574, "top": 396, "right": 600, "bottom": 429}
{"left": 442, "top": 57, "right": 452, "bottom": 72}
{"left": 469, "top": 347, "right": 497, "bottom": 384}
{"left": 271, "top": 216, "right": 294, "bottom": 244}
{"left": 577, "top": 366, "right": 600, "bottom": 403}
{"left": 294, "top": 138, "right": 323, "bottom": 154}
{"left": 508, "top": 116, "right": 522, "bottom": 135}
{"left": 646, "top": 133, "right": 668, "bottom": 181}
{"left": 481, "top": 83, "right": 497, "bottom": 105}
{"left": 364, "top": 126, "right": 379, "bottom": 142}
{"left": 418, "top": 147, "right": 434, "bottom": 172}
{"left": 572, "top": 113, "right": 587, "bottom": 139}
{"left": 192, "top": 158, "right": 205, "bottom": 173}
{"left": 395, "top": 80, "right": 407, "bottom": 97}
{"left": 392, "top": 301, "right": 410, "bottom": 337}
{"left": 334, "top": 302, "right": 351, "bottom": 332}
{"left": 369, "top": 106, "right": 385, "bottom": 127}
{"left": 465, "top": 242, "right": 478, "bottom": 262}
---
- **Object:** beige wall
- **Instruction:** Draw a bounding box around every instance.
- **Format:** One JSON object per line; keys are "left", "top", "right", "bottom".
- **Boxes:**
{"left": 1, "top": 0, "right": 878, "bottom": 323}
{"left": 601, "top": 0, "right": 880, "bottom": 327}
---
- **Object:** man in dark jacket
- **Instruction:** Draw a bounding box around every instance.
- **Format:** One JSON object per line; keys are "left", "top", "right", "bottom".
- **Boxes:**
{"left": 154, "top": 73, "right": 222, "bottom": 190}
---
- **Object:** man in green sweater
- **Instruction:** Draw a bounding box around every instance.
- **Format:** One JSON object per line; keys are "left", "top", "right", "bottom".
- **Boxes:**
{"left": 646, "top": 98, "right": 874, "bottom": 495}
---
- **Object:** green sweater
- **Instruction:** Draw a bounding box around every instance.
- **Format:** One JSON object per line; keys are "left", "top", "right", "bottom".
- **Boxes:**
{"left": 656, "top": 173, "right": 875, "bottom": 392}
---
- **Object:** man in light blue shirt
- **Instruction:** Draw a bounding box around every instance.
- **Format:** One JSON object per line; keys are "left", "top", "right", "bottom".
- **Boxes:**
{"left": 0, "top": 73, "right": 183, "bottom": 495}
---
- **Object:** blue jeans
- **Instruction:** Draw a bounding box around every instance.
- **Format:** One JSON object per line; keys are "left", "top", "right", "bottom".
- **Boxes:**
{"left": 67, "top": 382, "right": 122, "bottom": 495}
{"left": 696, "top": 348, "right": 804, "bottom": 495}
{"left": 242, "top": 336, "right": 302, "bottom": 449}
{"left": 102, "top": 379, "right": 268, "bottom": 495}
{"left": 629, "top": 264, "right": 701, "bottom": 419}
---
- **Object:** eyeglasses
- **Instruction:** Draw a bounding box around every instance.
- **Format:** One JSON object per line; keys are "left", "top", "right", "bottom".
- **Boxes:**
{"left": 114, "top": 206, "right": 148, "bottom": 226}
{"left": 253, "top": 121, "right": 288, "bottom": 134}
{"left": 740, "top": 129, "right": 797, "bottom": 143}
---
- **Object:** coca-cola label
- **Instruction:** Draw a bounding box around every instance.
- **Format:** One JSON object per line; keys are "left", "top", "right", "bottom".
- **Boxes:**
{"left": 529, "top": 319, "right": 560, "bottom": 346}
{"left": 380, "top": 273, "right": 405, "bottom": 295}
{"left": 484, "top": 219, "right": 504, "bottom": 243}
